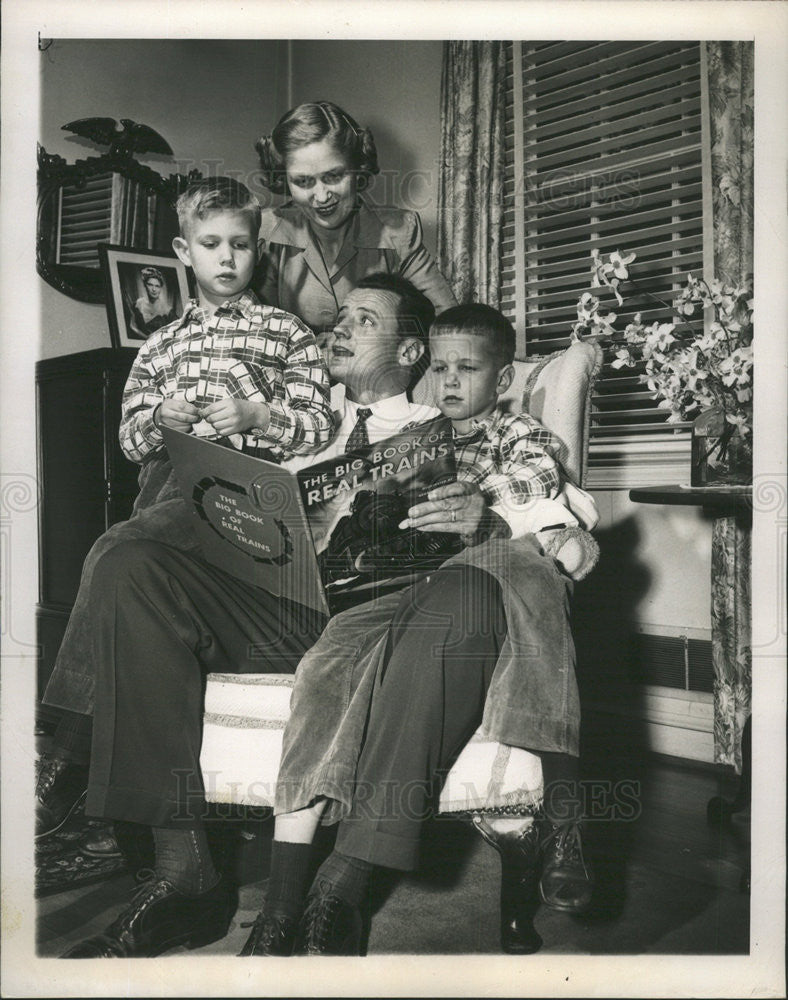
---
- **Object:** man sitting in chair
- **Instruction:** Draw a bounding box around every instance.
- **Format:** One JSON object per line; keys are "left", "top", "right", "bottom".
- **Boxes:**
{"left": 241, "top": 299, "right": 598, "bottom": 957}
{"left": 64, "top": 275, "right": 594, "bottom": 958}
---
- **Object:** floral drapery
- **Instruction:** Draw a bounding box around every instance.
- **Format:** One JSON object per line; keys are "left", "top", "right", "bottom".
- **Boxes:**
{"left": 706, "top": 40, "right": 754, "bottom": 772}
{"left": 437, "top": 41, "right": 507, "bottom": 306}
{"left": 706, "top": 41, "right": 754, "bottom": 288}
{"left": 437, "top": 40, "right": 754, "bottom": 770}
{"left": 711, "top": 510, "right": 752, "bottom": 771}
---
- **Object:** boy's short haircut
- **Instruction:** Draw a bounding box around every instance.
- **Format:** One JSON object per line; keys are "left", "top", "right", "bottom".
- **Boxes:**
{"left": 430, "top": 303, "right": 516, "bottom": 366}
{"left": 354, "top": 272, "right": 436, "bottom": 345}
{"left": 176, "top": 177, "right": 262, "bottom": 239}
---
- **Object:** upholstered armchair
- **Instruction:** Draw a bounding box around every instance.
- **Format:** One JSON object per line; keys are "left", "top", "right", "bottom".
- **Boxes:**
{"left": 199, "top": 338, "right": 603, "bottom": 954}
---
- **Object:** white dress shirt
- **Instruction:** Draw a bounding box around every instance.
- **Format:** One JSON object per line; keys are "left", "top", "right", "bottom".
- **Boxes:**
{"left": 283, "top": 385, "right": 440, "bottom": 552}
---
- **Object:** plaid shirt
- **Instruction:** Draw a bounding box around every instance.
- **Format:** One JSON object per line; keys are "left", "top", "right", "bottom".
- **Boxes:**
{"left": 119, "top": 290, "right": 333, "bottom": 463}
{"left": 455, "top": 407, "right": 561, "bottom": 513}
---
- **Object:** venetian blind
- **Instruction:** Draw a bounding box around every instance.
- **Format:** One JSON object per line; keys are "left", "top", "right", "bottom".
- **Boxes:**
{"left": 501, "top": 41, "right": 706, "bottom": 460}
{"left": 57, "top": 172, "right": 113, "bottom": 267}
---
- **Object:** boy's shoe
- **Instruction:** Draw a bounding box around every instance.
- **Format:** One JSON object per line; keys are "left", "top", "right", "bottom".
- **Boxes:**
{"left": 239, "top": 911, "right": 300, "bottom": 957}
{"left": 62, "top": 874, "right": 235, "bottom": 957}
{"left": 296, "top": 883, "right": 364, "bottom": 956}
{"left": 538, "top": 820, "right": 594, "bottom": 913}
{"left": 35, "top": 756, "right": 89, "bottom": 838}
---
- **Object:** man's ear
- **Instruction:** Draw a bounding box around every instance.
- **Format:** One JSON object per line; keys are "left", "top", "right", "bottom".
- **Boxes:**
{"left": 496, "top": 363, "right": 515, "bottom": 396}
{"left": 397, "top": 338, "right": 425, "bottom": 369}
{"left": 172, "top": 236, "right": 191, "bottom": 267}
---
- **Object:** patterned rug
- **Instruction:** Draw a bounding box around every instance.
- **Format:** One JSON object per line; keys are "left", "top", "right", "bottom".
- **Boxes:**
{"left": 35, "top": 798, "right": 130, "bottom": 898}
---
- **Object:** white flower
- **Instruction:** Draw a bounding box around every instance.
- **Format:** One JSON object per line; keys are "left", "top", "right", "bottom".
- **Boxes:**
{"left": 589, "top": 250, "right": 636, "bottom": 305}
{"left": 696, "top": 325, "right": 727, "bottom": 353}
{"left": 725, "top": 412, "right": 751, "bottom": 436}
{"left": 719, "top": 346, "right": 753, "bottom": 386}
{"left": 611, "top": 347, "right": 635, "bottom": 369}
{"left": 570, "top": 254, "right": 753, "bottom": 435}
{"left": 576, "top": 292, "right": 600, "bottom": 323}
{"left": 679, "top": 349, "right": 709, "bottom": 392}
{"left": 609, "top": 250, "right": 636, "bottom": 278}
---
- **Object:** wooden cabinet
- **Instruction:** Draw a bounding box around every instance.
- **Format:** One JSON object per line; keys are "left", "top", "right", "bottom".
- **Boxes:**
{"left": 36, "top": 348, "right": 139, "bottom": 700}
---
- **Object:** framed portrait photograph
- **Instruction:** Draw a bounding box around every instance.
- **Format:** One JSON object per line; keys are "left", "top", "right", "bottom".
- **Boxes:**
{"left": 98, "top": 243, "right": 192, "bottom": 349}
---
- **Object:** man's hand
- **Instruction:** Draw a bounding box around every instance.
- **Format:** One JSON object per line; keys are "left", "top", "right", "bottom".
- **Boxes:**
{"left": 201, "top": 399, "right": 270, "bottom": 436}
{"left": 155, "top": 399, "right": 201, "bottom": 431}
{"left": 398, "top": 481, "right": 508, "bottom": 543}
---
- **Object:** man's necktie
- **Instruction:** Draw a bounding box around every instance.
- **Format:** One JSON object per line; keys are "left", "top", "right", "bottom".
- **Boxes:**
{"left": 345, "top": 407, "right": 373, "bottom": 453}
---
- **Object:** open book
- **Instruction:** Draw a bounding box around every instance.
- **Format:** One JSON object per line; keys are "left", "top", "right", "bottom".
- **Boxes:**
{"left": 162, "top": 416, "right": 461, "bottom": 616}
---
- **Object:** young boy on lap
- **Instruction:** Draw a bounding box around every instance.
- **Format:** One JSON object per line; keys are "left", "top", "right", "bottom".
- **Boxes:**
{"left": 242, "top": 300, "right": 597, "bottom": 956}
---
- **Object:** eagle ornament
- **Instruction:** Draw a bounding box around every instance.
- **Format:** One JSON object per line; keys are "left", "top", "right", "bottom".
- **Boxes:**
{"left": 62, "top": 118, "right": 173, "bottom": 158}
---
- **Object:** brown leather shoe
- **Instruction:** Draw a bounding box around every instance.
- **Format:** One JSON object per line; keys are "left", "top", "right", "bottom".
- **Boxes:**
{"left": 61, "top": 875, "right": 236, "bottom": 957}
{"left": 35, "top": 756, "right": 89, "bottom": 839}
{"left": 538, "top": 820, "right": 594, "bottom": 913}
{"left": 239, "top": 911, "right": 299, "bottom": 956}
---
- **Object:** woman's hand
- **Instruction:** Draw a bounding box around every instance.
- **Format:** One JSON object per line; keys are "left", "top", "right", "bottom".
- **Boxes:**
{"left": 398, "top": 481, "right": 509, "bottom": 543}
{"left": 201, "top": 399, "right": 270, "bottom": 436}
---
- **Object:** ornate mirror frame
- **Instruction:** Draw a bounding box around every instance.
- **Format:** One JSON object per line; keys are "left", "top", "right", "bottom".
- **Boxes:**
{"left": 37, "top": 144, "right": 200, "bottom": 304}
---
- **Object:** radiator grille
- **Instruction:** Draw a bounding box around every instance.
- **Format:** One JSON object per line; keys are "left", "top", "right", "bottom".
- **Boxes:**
{"left": 628, "top": 633, "right": 713, "bottom": 693}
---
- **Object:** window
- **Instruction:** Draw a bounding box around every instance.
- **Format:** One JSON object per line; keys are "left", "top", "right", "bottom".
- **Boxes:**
{"left": 57, "top": 172, "right": 113, "bottom": 267}
{"left": 501, "top": 41, "right": 708, "bottom": 486}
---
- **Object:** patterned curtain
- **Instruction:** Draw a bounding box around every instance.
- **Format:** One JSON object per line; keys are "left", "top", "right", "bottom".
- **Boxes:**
{"left": 705, "top": 41, "right": 754, "bottom": 772}
{"left": 437, "top": 41, "right": 508, "bottom": 306}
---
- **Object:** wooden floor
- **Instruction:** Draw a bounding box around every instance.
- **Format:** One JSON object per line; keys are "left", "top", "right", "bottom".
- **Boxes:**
{"left": 37, "top": 749, "right": 750, "bottom": 957}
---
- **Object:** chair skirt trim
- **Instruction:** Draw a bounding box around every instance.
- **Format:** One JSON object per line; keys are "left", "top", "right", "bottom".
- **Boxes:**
{"left": 200, "top": 673, "right": 545, "bottom": 813}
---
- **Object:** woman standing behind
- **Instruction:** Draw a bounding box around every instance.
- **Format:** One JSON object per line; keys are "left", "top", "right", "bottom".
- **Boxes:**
{"left": 255, "top": 101, "right": 457, "bottom": 338}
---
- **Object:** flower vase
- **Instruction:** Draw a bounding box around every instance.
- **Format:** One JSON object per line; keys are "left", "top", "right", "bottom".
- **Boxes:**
{"left": 690, "top": 407, "right": 752, "bottom": 487}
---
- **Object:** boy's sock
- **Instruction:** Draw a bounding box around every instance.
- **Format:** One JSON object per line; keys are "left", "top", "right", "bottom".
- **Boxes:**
{"left": 152, "top": 825, "right": 220, "bottom": 897}
{"left": 51, "top": 710, "right": 93, "bottom": 765}
{"left": 310, "top": 849, "right": 373, "bottom": 909}
{"left": 264, "top": 840, "right": 315, "bottom": 921}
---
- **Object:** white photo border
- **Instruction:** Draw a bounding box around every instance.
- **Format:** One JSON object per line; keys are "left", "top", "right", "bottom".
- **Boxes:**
{"left": 98, "top": 243, "right": 191, "bottom": 348}
{"left": 1, "top": 2, "right": 786, "bottom": 999}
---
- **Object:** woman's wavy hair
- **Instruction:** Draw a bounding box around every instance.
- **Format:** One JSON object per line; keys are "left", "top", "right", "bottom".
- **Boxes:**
{"left": 140, "top": 267, "right": 165, "bottom": 286}
{"left": 255, "top": 101, "right": 380, "bottom": 194}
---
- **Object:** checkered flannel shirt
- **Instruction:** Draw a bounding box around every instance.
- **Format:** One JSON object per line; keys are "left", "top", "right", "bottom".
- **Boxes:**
{"left": 119, "top": 290, "right": 334, "bottom": 463}
{"left": 454, "top": 407, "right": 562, "bottom": 513}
